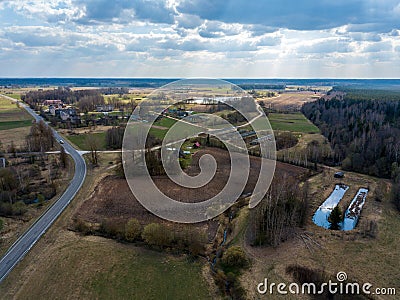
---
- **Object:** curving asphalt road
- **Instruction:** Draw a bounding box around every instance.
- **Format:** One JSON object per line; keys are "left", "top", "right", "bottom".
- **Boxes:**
{"left": 0, "top": 95, "right": 87, "bottom": 283}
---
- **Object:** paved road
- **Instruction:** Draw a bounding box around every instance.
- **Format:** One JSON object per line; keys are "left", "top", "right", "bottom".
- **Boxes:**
{"left": 0, "top": 95, "right": 87, "bottom": 283}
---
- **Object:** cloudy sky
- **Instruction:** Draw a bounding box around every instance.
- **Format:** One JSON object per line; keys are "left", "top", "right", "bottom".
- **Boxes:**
{"left": 0, "top": 0, "right": 399, "bottom": 78}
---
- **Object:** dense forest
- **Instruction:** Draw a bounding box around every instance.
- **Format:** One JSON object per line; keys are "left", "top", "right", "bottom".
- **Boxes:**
{"left": 332, "top": 86, "right": 400, "bottom": 101}
{"left": 302, "top": 97, "right": 400, "bottom": 178}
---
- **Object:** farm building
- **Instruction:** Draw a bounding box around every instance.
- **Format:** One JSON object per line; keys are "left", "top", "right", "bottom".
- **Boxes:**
{"left": 334, "top": 171, "right": 345, "bottom": 178}
{"left": 96, "top": 104, "right": 114, "bottom": 112}
{"left": 43, "top": 99, "right": 62, "bottom": 106}
{"left": 249, "top": 134, "right": 274, "bottom": 145}
{"left": 49, "top": 104, "right": 63, "bottom": 116}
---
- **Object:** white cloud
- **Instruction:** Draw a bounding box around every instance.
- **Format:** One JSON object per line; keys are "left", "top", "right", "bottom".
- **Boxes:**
{"left": 0, "top": 0, "right": 399, "bottom": 77}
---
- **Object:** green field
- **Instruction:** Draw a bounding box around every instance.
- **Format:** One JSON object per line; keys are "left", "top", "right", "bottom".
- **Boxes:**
{"left": 268, "top": 112, "right": 320, "bottom": 133}
{"left": 154, "top": 117, "right": 177, "bottom": 128}
{"left": 0, "top": 98, "right": 33, "bottom": 131}
{"left": 89, "top": 250, "right": 209, "bottom": 299}
{"left": 0, "top": 120, "right": 32, "bottom": 131}
{"left": 7, "top": 94, "right": 22, "bottom": 100}
{"left": 149, "top": 127, "right": 168, "bottom": 139}
{"left": 147, "top": 117, "right": 177, "bottom": 139}
{"left": 0, "top": 234, "right": 211, "bottom": 299}
{"left": 103, "top": 93, "right": 144, "bottom": 104}
{"left": 66, "top": 132, "right": 107, "bottom": 150}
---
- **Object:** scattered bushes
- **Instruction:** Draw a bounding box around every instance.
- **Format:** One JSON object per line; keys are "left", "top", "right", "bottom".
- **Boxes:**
{"left": 74, "top": 218, "right": 206, "bottom": 256}
{"left": 221, "top": 246, "right": 248, "bottom": 270}
{"left": 215, "top": 246, "right": 249, "bottom": 300}
{"left": 124, "top": 218, "right": 142, "bottom": 242}
{"left": 100, "top": 218, "right": 125, "bottom": 240}
{"left": 142, "top": 223, "right": 173, "bottom": 247}
{"left": 73, "top": 218, "right": 93, "bottom": 235}
{"left": 0, "top": 201, "right": 27, "bottom": 216}
{"left": 275, "top": 131, "right": 299, "bottom": 150}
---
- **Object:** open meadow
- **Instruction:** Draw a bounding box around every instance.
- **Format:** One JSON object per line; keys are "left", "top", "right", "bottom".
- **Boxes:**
{"left": 0, "top": 97, "right": 33, "bottom": 148}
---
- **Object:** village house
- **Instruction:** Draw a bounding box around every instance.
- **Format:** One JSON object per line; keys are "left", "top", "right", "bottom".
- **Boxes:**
{"left": 43, "top": 100, "right": 63, "bottom": 106}
{"left": 96, "top": 104, "right": 114, "bottom": 112}
{"left": 49, "top": 104, "right": 63, "bottom": 116}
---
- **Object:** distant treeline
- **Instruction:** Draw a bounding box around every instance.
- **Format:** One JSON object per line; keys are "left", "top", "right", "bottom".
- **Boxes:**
{"left": 22, "top": 87, "right": 103, "bottom": 105}
{"left": 302, "top": 97, "right": 400, "bottom": 178}
{"left": 332, "top": 86, "right": 400, "bottom": 101}
{"left": 98, "top": 87, "right": 129, "bottom": 95}
{"left": 238, "top": 84, "right": 286, "bottom": 90}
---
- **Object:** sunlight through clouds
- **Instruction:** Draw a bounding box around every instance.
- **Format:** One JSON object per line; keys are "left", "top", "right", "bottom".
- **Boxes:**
{"left": 0, "top": 0, "right": 398, "bottom": 77}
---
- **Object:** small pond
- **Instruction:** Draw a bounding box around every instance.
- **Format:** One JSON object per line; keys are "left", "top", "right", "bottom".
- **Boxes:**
{"left": 312, "top": 184, "right": 349, "bottom": 229}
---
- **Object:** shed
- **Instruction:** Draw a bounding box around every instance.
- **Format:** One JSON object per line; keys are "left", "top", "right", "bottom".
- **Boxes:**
{"left": 334, "top": 171, "right": 345, "bottom": 178}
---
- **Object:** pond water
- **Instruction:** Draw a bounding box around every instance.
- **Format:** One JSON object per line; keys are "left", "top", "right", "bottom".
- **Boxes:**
{"left": 312, "top": 184, "right": 349, "bottom": 229}
{"left": 342, "top": 188, "right": 369, "bottom": 231}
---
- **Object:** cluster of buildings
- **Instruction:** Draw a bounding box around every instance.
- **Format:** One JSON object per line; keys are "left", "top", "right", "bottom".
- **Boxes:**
{"left": 162, "top": 107, "right": 194, "bottom": 118}
{"left": 46, "top": 101, "right": 81, "bottom": 125}
{"left": 43, "top": 100, "right": 115, "bottom": 126}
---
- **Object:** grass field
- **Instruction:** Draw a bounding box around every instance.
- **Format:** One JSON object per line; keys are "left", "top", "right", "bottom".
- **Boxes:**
{"left": 154, "top": 117, "right": 177, "bottom": 128}
{"left": 0, "top": 98, "right": 32, "bottom": 123}
{"left": 268, "top": 112, "right": 320, "bottom": 133}
{"left": 89, "top": 247, "right": 209, "bottom": 299}
{"left": 0, "top": 120, "right": 32, "bottom": 131}
{"left": 0, "top": 93, "right": 22, "bottom": 100}
{"left": 103, "top": 93, "right": 146, "bottom": 104}
{"left": 0, "top": 97, "right": 33, "bottom": 148}
{"left": 149, "top": 127, "right": 168, "bottom": 139}
{"left": 0, "top": 231, "right": 211, "bottom": 300}
{"left": 66, "top": 132, "right": 107, "bottom": 150}
{"left": 147, "top": 117, "right": 177, "bottom": 139}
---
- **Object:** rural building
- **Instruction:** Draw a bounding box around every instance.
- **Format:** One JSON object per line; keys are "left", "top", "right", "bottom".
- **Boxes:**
{"left": 55, "top": 108, "right": 77, "bottom": 118}
{"left": 250, "top": 134, "right": 274, "bottom": 145}
{"left": 43, "top": 100, "right": 62, "bottom": 106}
{"left": 334, "top": 171, "right": 345, "bottom": 178}
{"left": 52, "top": 108, "right": 80, "bottom": 124}
{"left": 59, "top": 111, "right": 70, "bottom": 121}
{"left": 240, "top": 131, "right": 256, "bottom": 138}
{"left": 96, "top": 104, "right": 114, "bottom": 112}
{"left": 49, "top": 104, "right": 63, "bottom": 116}
{"left": 187, "top": 114, "right": 207, "bottom": 123}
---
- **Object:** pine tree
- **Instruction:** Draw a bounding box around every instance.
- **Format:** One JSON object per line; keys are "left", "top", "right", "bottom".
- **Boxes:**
{"left": 329, "top": 206, "right": 343, "bottom": 230}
